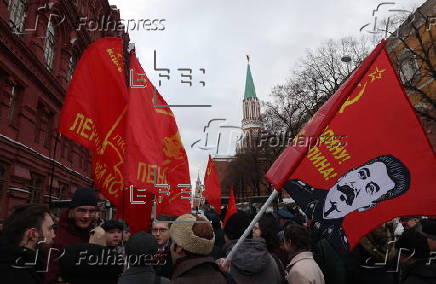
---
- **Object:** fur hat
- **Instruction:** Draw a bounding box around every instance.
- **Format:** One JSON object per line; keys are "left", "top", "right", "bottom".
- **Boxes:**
{"left": 170, "top": 214, "right": 214, "bottom": 255}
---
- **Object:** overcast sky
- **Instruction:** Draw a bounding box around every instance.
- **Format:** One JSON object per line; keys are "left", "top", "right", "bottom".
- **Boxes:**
{"left": 107, "top": 0, "right": 425, "bottom": 186}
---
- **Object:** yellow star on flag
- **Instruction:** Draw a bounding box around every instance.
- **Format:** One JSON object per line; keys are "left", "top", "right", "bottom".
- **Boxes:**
{"left": 368, "top": 67, "right": 386, "bottom": 82}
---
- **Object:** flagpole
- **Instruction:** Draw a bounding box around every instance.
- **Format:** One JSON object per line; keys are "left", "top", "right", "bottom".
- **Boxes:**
{"left": 224, "top": 189, "right": 279, "bottom": 264}
{"left": 48, "top": 132, "right": 60, "bottom": 209}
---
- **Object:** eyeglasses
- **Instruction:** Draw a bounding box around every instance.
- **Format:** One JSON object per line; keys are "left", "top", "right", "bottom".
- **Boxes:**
{"left": 152, "top": 228, "right": 168, "bottom": 234}
{"left": 76, "top": 208, "right": 98, "bottom": 215}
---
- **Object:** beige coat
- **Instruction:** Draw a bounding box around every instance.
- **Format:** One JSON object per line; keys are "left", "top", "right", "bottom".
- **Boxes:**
{"left": 286, "top": 251, "right": 325, "bottom": 284}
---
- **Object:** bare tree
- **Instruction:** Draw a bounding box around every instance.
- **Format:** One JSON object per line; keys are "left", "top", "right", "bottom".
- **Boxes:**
{"left": 263, "top": 36, "right": 372, "bottom": 148}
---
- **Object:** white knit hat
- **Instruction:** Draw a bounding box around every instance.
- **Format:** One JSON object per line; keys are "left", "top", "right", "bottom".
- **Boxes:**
{"left": 170, "top": 214, "right": 215, "bottom": 255}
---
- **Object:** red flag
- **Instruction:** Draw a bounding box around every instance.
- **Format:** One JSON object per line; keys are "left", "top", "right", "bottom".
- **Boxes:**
{"left": 59, "top": 37, "right": 127, "bottom": 151}
{"left": 223, "top": 185, "right": 237, "bottom": 226}
{"left": 203, "top": 155, "right": 222, "bottom": 214}
{"left": 125, "top": 53, "right": 191, "bottom": 217}
{"left": 59, "top": 39, "right": 192, "bottom": 232}
{"left": 59, "top": 37, "right": 142, "bottom": 227}
{"left": 266, "top": 40, "right": 436, "bottom": 254}
{"left": 59, "top": 38, "right": 154, "bottom": 232}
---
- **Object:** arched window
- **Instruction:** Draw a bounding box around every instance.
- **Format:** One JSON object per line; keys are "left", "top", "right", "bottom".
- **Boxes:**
{"left": 44, "top": 21, "right": 56, "bottom": 69}
{"left": 8, "top": 0, "right": 26, "bottom": 32}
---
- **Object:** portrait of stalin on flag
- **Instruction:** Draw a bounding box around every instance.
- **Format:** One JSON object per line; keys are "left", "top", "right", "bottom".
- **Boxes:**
{"left": 284, "top": 154, "right": 410, "bottom": 254}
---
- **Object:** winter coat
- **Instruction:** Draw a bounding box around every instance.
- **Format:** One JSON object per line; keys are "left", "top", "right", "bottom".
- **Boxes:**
{"left": 45, "top": 212, "right": 94, "bottom": 284}
{"left": 401, "top": 261, "right": 436, "bottom": 284}
{"left": 313, "top": 238, "right": 347, "bottom": 284}
{"left": 171, "top": 256, "right": 228, "bottom": 284}
{"left": 0, "top": 244, "right": 44, "bottom": 284}
{"left": 286, "top": 251, "right": 325, "bottom": 284}
{"left": 226, "top": 238, "right": 283, "bottom": 284}
{"left": 54, "top": 212, "right": 93, "bottom": 251}
{"left": 344, "top": 225, "right": 399, "bottom": 284}
{"left": 118, "top": 265, "right": 170, "bottom": 284}
{"left": 154, "top": 242, "right": 174, "bottom": 279}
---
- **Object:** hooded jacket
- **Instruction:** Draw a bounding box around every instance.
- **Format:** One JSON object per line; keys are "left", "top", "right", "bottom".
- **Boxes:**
{"left": 0, "top": 244, "right": 44, "bottom": 284}
{"left": 226, "top": 238, "right": 282, "bottom": 284}
{"left": 171, "top": 256, "right": 228, "bottom": 284}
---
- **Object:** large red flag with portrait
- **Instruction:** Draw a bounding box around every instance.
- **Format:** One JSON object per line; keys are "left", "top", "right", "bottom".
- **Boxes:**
{"left": 265, "top": 40, "right": 436, "bottom": 254}
{"left": 203, "top": 155, "right": 222, "bottom": 214}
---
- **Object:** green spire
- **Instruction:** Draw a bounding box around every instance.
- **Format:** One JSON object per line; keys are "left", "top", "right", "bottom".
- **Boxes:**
{"left": 244, "top": 59, "right": 257, "bottom": 99}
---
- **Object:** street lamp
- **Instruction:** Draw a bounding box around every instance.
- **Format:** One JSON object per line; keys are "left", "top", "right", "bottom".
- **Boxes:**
{"left": 341, "top": 55, "right": 352, "bottom": 63}
{"left": 341, "top": 55, "right": 352, "bottom": 75}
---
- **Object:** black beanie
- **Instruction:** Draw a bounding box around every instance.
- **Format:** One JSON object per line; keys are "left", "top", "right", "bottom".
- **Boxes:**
{"left": 101, "top": 220, "right": 124, "bottom": 231}
{"left": 126, "top": 232, "right": 158, "bottom": 255}
{"left": 125, "top": 232, "right": 158, "bottom": 266}
{"left": 69, "top": 187, "right": 98, "bottom": 209}
{"left": 224, "top": 211, "right": 251, "bottom": 241}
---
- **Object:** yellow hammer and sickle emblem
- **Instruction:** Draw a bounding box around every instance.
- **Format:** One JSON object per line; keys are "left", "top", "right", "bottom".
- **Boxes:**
{"left": 338, "top": 82, "right": 368, "bottom": 114}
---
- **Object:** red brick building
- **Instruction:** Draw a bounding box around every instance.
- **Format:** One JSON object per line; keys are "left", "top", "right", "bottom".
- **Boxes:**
{"left": 0, "top": 0, "right": 126, "bottom": 218}
{"left": 386, "top": 0, "right": 435, "bottom": 151}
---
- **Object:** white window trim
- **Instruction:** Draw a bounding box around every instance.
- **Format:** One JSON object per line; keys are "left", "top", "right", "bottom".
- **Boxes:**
{"left": 44, "top": 22, "right": 56, "bottom": 69}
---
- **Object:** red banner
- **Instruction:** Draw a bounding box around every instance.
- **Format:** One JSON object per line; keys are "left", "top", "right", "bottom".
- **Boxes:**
{"left": 223, "top": 185, "right": 237, "bottom": 226}
{"left": 126, "top": 53, "right": 191, "bottom": 217}
{"left": 203, "top": 155, "right": 222, "bottom": 214}
{"left": 266, "top": 40, "right": 436, "bottom": 254}
{"left": 59, "top": 38, "right": 191, "bottom": 232}
{"left": 59, "top": 37, "right": 132, "bottom": 221}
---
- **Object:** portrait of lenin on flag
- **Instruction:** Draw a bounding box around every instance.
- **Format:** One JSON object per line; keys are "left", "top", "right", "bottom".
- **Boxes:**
{"left": 284, "top": 154, "right": 410, "bottom": 254}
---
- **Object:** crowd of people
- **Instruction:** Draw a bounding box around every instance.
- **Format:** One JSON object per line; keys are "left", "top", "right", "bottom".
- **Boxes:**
{"left": 0, "top": 187, "right": 435, "bottom": 284}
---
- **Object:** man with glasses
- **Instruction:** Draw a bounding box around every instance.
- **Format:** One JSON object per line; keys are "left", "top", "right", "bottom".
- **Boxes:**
{"left": 152, "top": 214, "right": 176, "bottom": 279}
{"left": 45, "top": 187, "right": 98, "bottom": 284}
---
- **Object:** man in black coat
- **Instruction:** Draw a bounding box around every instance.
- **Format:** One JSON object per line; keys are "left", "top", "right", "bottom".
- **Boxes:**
{"left": 0, "top": 204, "right": 56, "bottom": 284}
